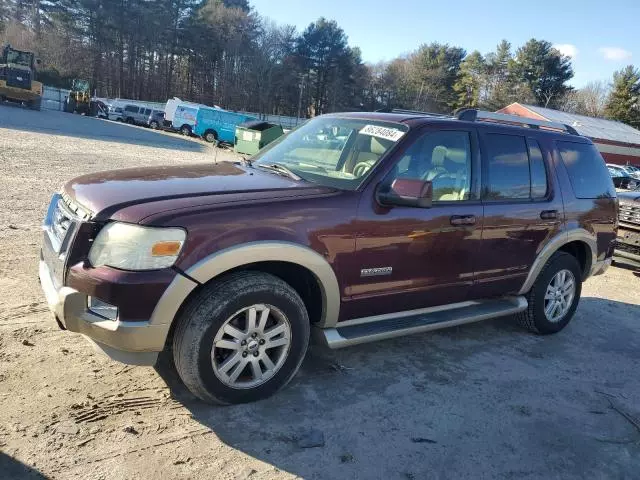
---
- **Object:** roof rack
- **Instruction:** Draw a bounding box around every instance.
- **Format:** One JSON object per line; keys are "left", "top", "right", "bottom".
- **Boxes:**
{"left": 376, "top": 108, "right": 451, "bottom": 118}
{"left": 455, "top": 108, "right": 580, "bottom": 135}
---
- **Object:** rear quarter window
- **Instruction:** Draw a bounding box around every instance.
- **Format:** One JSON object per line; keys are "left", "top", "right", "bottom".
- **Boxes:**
{"left": 556, "top": 142, "right": 615, "bottom": 199}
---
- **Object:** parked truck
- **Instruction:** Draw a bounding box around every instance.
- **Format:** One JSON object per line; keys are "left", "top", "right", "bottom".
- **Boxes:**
{"left": 0, "top": 44, "right": 43, "bottom": 110}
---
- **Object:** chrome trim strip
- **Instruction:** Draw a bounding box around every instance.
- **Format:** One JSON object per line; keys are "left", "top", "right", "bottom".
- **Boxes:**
{"left": 318, "top": 296, "right": 528, "bottom": 349}
{"left": 518, "top": 228, "right": 597, "bottom": 295}
{"left": 336, "top": 301, "right": 479, "bottom": 328}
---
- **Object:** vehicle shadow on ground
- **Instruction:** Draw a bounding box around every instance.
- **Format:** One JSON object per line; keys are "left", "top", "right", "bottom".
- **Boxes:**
{"left": 0, "top": 104, "right": 206, "bottom": 152}
{"left": 156, "top": 296, "right": 640, "bottom": 479}
{"left": 0, "top": 452, "right": 49, "bottom": 479}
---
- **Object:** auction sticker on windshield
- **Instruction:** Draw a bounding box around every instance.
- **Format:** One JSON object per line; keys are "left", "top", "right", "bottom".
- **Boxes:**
{"left": 359, "top": 125, "right": 405, "bottom": 142}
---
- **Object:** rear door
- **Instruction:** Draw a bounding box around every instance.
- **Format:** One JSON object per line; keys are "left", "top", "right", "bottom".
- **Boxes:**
{"left": 475, "top": 130, "right": 562, "bottom": 297}
{"left": 219, "top": 112, "right": 237, "bottom": 142}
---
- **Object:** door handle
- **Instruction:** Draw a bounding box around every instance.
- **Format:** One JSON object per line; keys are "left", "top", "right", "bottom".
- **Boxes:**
{"left": 450, "top": 215, "right": 476, "bottom": 226}
{"left": 540, "top": 210, "right": 558, "bottom": 220}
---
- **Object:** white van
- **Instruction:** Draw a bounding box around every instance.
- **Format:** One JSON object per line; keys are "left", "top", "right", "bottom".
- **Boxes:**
{"left": 164, "top": 97, "right": 223, "bottom": 130}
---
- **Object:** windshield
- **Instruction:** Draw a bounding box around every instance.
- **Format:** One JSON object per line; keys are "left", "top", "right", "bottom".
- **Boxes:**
{"left": 5, "top": 48, "right": 33, "bottom": 66}
{"left": 251, "top": 116, "right": 408, "bottom": 190}
{"left": 73, "top": 79, "right": 90, "bottom": 91}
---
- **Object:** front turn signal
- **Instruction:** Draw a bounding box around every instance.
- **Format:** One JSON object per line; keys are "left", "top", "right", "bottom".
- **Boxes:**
{"left": 151, "top": 241, "right": 183, "bottom": 257}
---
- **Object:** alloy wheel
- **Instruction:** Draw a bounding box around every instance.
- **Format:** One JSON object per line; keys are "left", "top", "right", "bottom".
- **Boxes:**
{"left": 211, "top": 304, "right": 292, "bottom": 389}
{"left": 544, "top": 269, "right": 576, "bottom": 323}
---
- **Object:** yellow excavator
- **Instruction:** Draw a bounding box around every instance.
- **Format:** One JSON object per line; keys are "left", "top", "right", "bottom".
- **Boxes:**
{"left": 64, "top": 78, "right": 91, "bottom": 114}
{"left": 0, "top": 44, "right": 43, "bottom": 110}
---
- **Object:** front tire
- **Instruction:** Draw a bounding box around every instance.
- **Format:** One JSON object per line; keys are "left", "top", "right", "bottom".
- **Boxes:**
{"left": 518, "top": 252, "right": 582, "bottom": 334}
{"left": 173, "top": 271, "right": 310, "bottom": 404}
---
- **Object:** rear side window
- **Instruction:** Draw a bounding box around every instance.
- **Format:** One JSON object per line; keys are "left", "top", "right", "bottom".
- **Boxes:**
{"left": 557, "top": 142, "right": 615, "bottom": 199}
{"left": 144, "top": 108, "right": 151, "bottom": 115}
{"left": 483, "top": 134, "right": 530, "bottom": 199}
{"left": 527, "top": 139, "right": 548, "bottom": 199}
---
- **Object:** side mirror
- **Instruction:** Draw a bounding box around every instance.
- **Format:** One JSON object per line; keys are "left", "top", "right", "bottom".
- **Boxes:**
{"left": 377, "top": 178, "right": 433, "bottom": 208}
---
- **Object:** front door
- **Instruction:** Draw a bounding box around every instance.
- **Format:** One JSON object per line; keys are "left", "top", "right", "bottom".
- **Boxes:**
{"left": 474, "top": 130, "right": 563, "bottom": 297}
{"left": 341, "top": 126, "right": 483, "bottom": 321}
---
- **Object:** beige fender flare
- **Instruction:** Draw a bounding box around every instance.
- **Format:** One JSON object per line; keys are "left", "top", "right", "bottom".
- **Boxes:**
{"left": 149, "top": 241, "right": 341, "bottom": 331}
{"left": 518, "top": 228, "right": 598, "bottom": 295}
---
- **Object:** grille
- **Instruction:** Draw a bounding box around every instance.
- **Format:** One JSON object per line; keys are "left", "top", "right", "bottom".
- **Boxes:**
{"left": 619, "top": 202, "right": 640, "bottom": 227}
{"left": 51, "top": 199, "right": 75, "bottom": 245}
{"left": 45, "top": 193, "right": 89, "bottom": 252}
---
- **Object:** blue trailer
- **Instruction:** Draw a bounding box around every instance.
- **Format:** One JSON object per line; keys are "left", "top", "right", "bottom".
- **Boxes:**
{"left": 194, "top": 107, "right": 256, "bottom": 144}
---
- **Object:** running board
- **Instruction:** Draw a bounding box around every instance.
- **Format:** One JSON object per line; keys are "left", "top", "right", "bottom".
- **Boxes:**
{"left": 317, "top": 296, "right": 528, "bottom": 349}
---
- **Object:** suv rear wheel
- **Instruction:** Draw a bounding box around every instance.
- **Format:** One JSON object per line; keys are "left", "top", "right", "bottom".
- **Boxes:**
{"left": 172, "top": 271, "right": 310, "bottom": 404}
{"left": 517, "top": 251, "right": 582, "bottom": 334}
{"left": 180, "top": 125, "right": 191, "bottom": 136}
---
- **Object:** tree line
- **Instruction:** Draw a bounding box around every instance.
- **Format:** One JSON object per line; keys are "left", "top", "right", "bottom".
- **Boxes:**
{"left": 1, "top": 0, "right": 639, "bottom": 128}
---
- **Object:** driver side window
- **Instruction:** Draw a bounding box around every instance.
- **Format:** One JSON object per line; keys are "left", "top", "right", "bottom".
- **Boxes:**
{"left": 391, "top": 130, "right": 472, "bottom": 201}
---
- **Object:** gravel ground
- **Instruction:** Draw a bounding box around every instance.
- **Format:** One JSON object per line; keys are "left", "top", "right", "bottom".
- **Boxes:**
{"left": 1, "top": 104, "right": 640, "bottom": 480}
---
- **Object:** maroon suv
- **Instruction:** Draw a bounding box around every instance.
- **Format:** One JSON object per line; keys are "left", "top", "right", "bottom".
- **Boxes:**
{"left": 39, "top": 109, "right": 617, "bottom": 404}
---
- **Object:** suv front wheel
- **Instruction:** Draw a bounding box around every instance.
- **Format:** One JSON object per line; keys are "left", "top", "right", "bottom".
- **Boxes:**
{"left": 518, "top": 251, "right": 582, "bottom": 334}
{"left": 173, "top": 271, "right": 310, "bottom": 404}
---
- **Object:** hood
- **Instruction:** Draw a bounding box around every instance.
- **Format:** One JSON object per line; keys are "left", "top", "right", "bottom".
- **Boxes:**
{"left": 618, "top": 190, "right": 640, "bottom": 204}
{"left": 64, "top": 162, "right": 332, "bottom": 221}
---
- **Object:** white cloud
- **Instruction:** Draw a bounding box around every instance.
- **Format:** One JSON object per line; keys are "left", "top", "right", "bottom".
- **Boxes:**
{"left": 598, "top": 47, "right": 632, "bottom": 61}
{"left": 553, "top": 44, "right": 578, "bottom": 58}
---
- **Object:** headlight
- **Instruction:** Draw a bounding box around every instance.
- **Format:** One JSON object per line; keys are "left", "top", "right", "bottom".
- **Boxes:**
{"left": 88, "top": 222, "right": 186, "bottom": 271}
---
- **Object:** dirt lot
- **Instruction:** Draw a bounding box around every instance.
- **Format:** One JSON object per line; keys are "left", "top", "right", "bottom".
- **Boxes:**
{"left": 1, "top": 104, "right": 640, "bottom": 480}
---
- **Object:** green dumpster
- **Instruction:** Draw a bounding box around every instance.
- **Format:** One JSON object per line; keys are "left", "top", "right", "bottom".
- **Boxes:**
{"left": 235, "top": 121, "right": 284, "bottom": 155}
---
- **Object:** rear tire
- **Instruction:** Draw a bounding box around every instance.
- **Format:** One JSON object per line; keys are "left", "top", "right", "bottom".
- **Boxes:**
{"left": 172, "top": 271, "right": 310, "bottom": 404}
{"left": 204, "top": 130, "right": 218, "bottom": 143}
{"left": 517, "top": 252, "right": 582, "bottom": 334}
{"left": 180, "top": 125, "right": 192, "bottom": 136}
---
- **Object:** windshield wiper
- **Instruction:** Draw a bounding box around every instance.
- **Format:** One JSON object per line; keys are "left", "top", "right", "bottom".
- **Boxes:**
{"left": 296, "top": 162, "right": 329, "bottom": 173}
{"left": 256, "top": 163, "right": 301, "bottom": 181}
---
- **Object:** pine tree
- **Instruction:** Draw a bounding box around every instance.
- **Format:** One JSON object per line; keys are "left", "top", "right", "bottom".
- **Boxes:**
{"left": 453, "top": 50, "right": 485, "bottom": 109}
{"left": 484, "top": 40, "right": 515, "bottom": 109}
{"left": 512, "top": 39, "right": 573, "bottom": 108}
{"left": 605, "top": 65, "right": 640, "bottom": 128}
{"left": 407, "top": 42, "right": 465, "bottom": 112}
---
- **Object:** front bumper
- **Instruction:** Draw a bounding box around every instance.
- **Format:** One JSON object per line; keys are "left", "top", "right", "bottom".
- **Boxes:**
{"left": 39, "top": 259, "right": 169, "bottom": 365}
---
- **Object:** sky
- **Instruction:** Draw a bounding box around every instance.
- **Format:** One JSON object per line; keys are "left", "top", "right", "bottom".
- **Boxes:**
{"left": 249, "top": 0, "right": 640, "bottom": 88}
